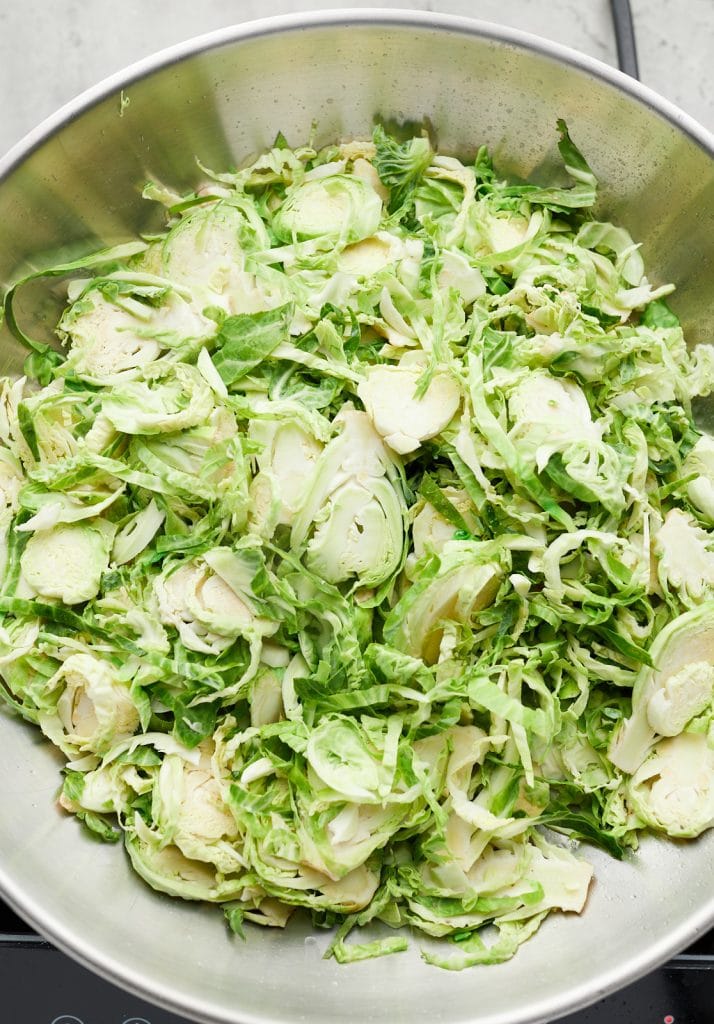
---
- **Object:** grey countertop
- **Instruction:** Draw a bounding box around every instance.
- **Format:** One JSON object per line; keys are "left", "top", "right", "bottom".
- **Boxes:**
{"left": 0, "top": 0, "right": 712, "bottom": 157}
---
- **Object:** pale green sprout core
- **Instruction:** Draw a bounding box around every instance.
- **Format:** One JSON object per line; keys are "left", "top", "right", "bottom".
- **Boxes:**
{"left": 2, "top": 121, "right": 714, "bottom": 971}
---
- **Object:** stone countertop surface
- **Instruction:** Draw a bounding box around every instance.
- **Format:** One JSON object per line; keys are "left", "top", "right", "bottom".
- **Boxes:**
{"left": 0, "top": 0, "right": 712, "bottom": 158}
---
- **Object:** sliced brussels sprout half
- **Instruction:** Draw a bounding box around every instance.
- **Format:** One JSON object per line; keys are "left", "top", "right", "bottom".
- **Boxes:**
{"left": 125, "top": 815, "right": 246, "bottom": 902}
{"left": 437, "top": 249, "right": 487, "bottom": 307}
{"left": 507, "top": 371, "right": 603, "bottom": 470}
{"left": 654, "top": 509, "right": 714, "bottom": 605}
{"left": 59, "top": 280, "right": 215, "bottom": 385}
{"left": 273, "top": 173, "right": 383, "bottom": 244}
{"left": 20, "top": 519, "right": 115, "bottom": 605}
{"left": 291, "top": 409, "right": 406, "bottom": 589}
{"left": 151, "top": 749, "right": 243, "bottom": 874}
{"left": 101, "top": 364, "right": 214, "bottom": 435}
{"left": 358, "top": 352, "right": 462, "bottom": 455}
{"left": 0, "top": 449, "right": 23, "bottom": 516}
{"left": 627, "top": 733, "right": 714, "bottom": 838}
{"left": 385, "top": 540, "right": 503, "bottom": 664}
{"left": 249, "top": 412, "right": 324, "bottom": 529}
{"left": 412, "top": 487, "right": 477, "bottom": 561}
{"left": 336, "top": 231, "right": 407, "bottom": 278}
{"left": 38, "top": 652, "right": 139, "bottom": 757}
{"left": 684, "top": 434, "right": 714, "bottom": 520}
{"left": 154, "top": 545, "right": 278, "bottom": 655}
{"left": 609, "top": 603, "right": 714, "bottom": 774}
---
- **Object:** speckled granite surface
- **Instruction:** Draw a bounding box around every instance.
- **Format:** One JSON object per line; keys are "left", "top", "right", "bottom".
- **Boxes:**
{"left": 0, "top": 0, "right": 711, "bottom": 156}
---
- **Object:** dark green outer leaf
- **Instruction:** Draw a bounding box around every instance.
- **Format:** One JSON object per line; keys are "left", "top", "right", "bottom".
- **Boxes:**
{"left": 213, "top": 304, "right": 292, "bottom": 387}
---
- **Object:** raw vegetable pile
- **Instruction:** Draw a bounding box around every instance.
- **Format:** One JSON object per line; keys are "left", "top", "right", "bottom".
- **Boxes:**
{"left": 2, "top": 121, "right": 714, "bottom": 969}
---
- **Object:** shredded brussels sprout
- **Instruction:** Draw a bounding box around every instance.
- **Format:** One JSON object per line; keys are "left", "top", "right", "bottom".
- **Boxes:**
{"left": 2, "top": 120, "right": 714, "bottom": 969}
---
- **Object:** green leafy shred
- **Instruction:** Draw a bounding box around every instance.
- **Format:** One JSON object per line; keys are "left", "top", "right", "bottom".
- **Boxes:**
{"left": 1, "top": 120, "right": 714, "bottom": 970}
{"left": 212, "top": 305, "right": 292, "bottom": 386}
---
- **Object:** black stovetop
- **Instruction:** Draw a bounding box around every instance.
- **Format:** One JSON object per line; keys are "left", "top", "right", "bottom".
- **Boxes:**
{"left": 1, "top": 899, "right": 713, "bottom": 1024}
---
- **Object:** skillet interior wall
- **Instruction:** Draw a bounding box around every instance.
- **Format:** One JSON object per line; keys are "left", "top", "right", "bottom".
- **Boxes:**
{"left": 1, "top": 0, "right": 713, "bottom": 158}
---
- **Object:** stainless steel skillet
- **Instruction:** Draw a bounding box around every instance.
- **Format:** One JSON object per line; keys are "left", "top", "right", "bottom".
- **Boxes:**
{"left": 1, "top": 10, "right": 713, "bottom": 1024}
